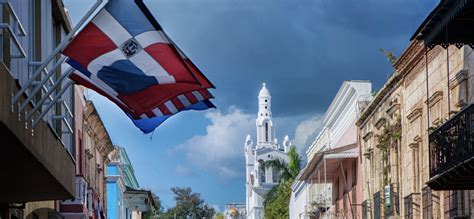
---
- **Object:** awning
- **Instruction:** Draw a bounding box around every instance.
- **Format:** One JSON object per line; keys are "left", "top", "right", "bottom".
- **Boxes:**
{"left": 123, "top": 187, "right": 156, "bottom": 212}
{"left": 412, "top": 0, "right": 474, "bottom": 48}
{"left": 300, "top": 144, "right": 358, "bottom": 182}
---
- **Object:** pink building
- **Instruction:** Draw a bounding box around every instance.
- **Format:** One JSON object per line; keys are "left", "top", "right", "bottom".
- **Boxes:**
{"left": 297, "top": 81, "right": 372, "bottom": 218}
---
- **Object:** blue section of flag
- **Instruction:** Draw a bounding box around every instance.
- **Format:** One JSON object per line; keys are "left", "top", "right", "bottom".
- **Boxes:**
{"left": 97, "top": 60, "right": 158, "bottom": 94}
{"left": 105, "top": 0, "right": 155, "bottom": 37}
{"left": 67, "top": 59, "right": 92, "bottom": 78}
{"left": 130, "top": 100, "right": 215, "bottom": 133}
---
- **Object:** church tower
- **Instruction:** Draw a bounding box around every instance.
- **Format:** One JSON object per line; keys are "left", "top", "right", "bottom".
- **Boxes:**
{"left": 256, "top": 83, "right": 276, "bottom": 149}
{"left": 245, "top": 83, "right": 291, "bottom": 219}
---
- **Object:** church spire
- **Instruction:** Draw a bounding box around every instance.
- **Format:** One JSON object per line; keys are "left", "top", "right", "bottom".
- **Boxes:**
{"left": 258, "top": 83, "right": 272, "bottom": 118}
{"left": 256, "top": 83, "right": 275, "bottom": 148}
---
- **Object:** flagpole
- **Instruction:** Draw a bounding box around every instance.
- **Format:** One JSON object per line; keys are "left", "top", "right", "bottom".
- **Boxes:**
{"left": 11, "top": 0, "right": 106, "bottom": 105}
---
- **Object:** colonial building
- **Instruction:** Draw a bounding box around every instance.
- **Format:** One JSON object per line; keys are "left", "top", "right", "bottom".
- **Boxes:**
{"left": 60, "top": 100, "right": 114, "bottom": 219}
{"left": 356, "top": 1, "right": 474, "bottom": 217}
{"left": 107, "top": 147, "right": 156, "bottom": 219}
{"left": 245, "top": 83, "right": 291, "bottom": 219}
{"left": 356, "top": 72, "right": 403, "bottom": 218}
{"left": 298, "top": 81, "right": 372, "bottom": 218}
{"left": 0, "top": 0, "right": 76, "bottom": 218}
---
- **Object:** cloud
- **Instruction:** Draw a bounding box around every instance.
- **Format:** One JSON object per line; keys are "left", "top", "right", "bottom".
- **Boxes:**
{"left": 293, "top": 114, "right": 324, "bottom": 155}
{"left": 175, "top": 107, "right": 254, "bottom": 180}
{"left": 175, "top": 164, "right": 192, "bottom": 176}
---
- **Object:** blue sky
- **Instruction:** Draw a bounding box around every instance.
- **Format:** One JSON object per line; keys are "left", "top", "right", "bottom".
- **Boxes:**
{"left": 64, "top": 0, "right": 438, "bottom": 211}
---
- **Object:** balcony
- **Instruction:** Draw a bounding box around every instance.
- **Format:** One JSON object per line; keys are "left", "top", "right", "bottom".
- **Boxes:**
{"left": 428, "top": 103, "right": 474, "bottom": 190}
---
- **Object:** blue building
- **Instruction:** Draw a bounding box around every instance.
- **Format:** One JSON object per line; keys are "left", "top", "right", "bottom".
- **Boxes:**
{"left": 107, "top": 147, "right": 157, "bottom": 219}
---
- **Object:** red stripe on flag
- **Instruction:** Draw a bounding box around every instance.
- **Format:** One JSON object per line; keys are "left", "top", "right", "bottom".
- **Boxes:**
{"left": 63, "top": 24, "right": 116, "bottom": 67}
{"left": 158, "top": 104, "right": 171, "bottom": 115}
{"left": 144, "top": 43, "right": 197, "bottom": 84}
{"left": 171, "top": 97, "right": 185, "bottom": 111}
{"left": 184, "top": 92, "right": 198, "bottom": 104}
{"left": 198, "top": 89, "right": 213, "bottom": 99}
{"left": 145, "top": 111, "right": 155, "bottom": 118}
{"left": 118, "top": 83, "right": 203, "bottom": 118}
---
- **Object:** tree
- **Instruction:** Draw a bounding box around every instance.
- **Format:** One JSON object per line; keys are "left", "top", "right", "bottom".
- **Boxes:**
{"left": 151, "top": 192, "right": 163, "bottom": 214}
{"left": 164, "top": 187, "right": 215, "bottom": 218}
{"left": 215, "top": 212, "right": 224, "bottom": 219}
{"left": 261, "top": 146, "right": 303, "bottom": 218}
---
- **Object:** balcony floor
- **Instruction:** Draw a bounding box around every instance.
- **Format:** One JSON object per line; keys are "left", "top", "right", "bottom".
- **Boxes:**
{"left": 427, "top": 156, "right": 474, "bottom": 190}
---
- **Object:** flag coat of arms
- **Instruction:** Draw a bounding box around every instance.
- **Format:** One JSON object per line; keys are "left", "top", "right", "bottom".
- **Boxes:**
{"left": 63, "top": 0, "right": 215, "bottom": 133}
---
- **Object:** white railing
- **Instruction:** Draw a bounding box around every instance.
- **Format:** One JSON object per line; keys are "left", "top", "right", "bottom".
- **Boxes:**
{"left": 0, "top": 0, "right": 26, "bottom": 59}
{"left": 11, "top": 0, "right": 105, "bottom": 137}
{"left": 62, "top": 176, "right": 88, "bottom": 205}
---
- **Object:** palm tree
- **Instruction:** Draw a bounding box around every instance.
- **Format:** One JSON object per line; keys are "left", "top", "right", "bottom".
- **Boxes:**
{"left": 260, "top": 146, "right": 302, "bottom": 182}
{"left": 261, "top": 146, "right": 303, "bottom": 218}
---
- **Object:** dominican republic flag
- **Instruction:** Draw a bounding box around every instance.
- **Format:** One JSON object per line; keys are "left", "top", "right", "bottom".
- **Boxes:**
{"left": 132, "top": 89, "right": 215, "bottom": 133}
{"left": 62, "top": 0, "right": 215, "bottom": 132}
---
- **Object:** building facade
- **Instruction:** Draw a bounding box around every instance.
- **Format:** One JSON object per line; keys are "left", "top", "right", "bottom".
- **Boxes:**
{"left": 0, "top": 0, "right": 76, "bottom": 218}
{"left": 357, "top": 72, "right": 403, "bottom": 218}
{"left": 298, "top": 81, "right": 372, "bottom": 218}
{"left": 245, "top": 83, "right": 291, "bottom": 219}
{"left": 357, "top": 10, "right": 474, "bottom": 218}
{"left": 60, "top": 100, "right": 114, "bottom": 219}
{"left": 107, "top": 147, "right": 155, "bottom": 219}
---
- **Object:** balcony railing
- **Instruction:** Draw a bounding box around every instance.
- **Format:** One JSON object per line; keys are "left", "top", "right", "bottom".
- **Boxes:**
{"left": 62, "top": 176, "right": 88, "bottom": 205}
{"left": 429, "top": 103, "right": 474, "bottom": 178}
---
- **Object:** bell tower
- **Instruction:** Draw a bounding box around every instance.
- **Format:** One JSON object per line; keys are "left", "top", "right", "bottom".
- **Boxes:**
{"left": 256, "top": 83, "right": 275, "bottom": 148}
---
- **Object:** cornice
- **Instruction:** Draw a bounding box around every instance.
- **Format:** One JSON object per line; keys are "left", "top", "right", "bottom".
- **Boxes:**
{"left": 425, "top": 91, "right": 443, "bottom": 108}
{"left": 449, "top": 69, "right": 468, "bottom": 90}
{"left": 407, "top": 106, "right": 423, "bottom": 123}
{"left": 356, "top": 74, "right": 402, "bottom": 127}
{"left": 362, "top": 131, "right": 373, "bottom": 142}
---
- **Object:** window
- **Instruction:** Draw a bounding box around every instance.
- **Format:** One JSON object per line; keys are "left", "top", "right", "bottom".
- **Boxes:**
{"left": 445, "top": 190, "right": 467, "bottom": 218}
{"left": 272, "top": 167, "right": 279, "bottom": 183}
{"left": 259, "top": 160, "right": 266, "bottom": 183}
{"left": 352, "top": 161, "right": 357, "bottom": 186}
{"left": 422, "top": 187, "right": 433, "bottom": 219}
{"left": 265, "top": 122, "right": 269, "bottom": 142}
{"left": 265, "top": 99, "right": 267, "bottom": 102}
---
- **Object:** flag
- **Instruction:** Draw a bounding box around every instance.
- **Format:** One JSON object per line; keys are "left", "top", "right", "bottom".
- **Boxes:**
{"left": 62, "top": 0, "right": 216, "bottom": 132}
{"left": 132, "top": 89, "right": 214, "bottom": 133}
{"left": 62, "top": 0, "right": 214, "bottom": 118}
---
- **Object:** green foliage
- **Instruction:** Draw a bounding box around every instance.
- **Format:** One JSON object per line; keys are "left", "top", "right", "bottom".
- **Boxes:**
{"left": 379, "top": 48, "right": 398, "bottom": 66}
{"left": 262, "top": 146, "right": 303, "bottom": 218}
{"left": 151, "top": 191, "right": 163, "bottom": 214}
{"left": 263, "top": 179, "right": 293, "bottom": 219}
{"left": 215, "top": 213, "right": 224, "bottom": 219}
{"left": 163, "top": 187, "right": 215, "bottom": 218}
{"left": 374, "top": 115, "right": 401, "bottom": 190}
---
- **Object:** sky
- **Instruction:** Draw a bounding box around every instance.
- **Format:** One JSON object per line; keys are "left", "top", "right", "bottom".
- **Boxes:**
{"left": 63, "top": 0, "right": 438, "bottom": 211}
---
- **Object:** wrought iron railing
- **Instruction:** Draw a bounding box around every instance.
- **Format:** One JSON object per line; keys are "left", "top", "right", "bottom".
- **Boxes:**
{"left": 429, "top": 103, "right": 474, "bottom": 177}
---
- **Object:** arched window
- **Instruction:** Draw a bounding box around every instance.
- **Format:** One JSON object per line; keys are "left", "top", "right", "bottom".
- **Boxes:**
{"left": 265, "top": 122, "right": 269, "bottom": 142}
{"left": 259, "top": 160, "right": 266, "bottom": 183}
{"left": 272, "top": 167, "right": 280, "bottom": 183}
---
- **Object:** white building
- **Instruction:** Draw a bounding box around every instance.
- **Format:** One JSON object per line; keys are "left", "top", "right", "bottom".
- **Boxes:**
{"left": 245, "top": 83, "right": 290, "bottom": 219}
{"left": 290, "top": 81, "right": 372, "bottom": 219}
{"left": 223, "top": 202, "right": 246, "bottom": 219}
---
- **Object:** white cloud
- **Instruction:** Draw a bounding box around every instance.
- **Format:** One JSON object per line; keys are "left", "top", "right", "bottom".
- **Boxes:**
{"left": 175, "top": 164, "right": 192, "bottom": 176}
{"left": 174, "top": 107, "right": 254, "bottom": 180}
{"left": 292, "top": 114, "right": 324, "bottom": 154}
